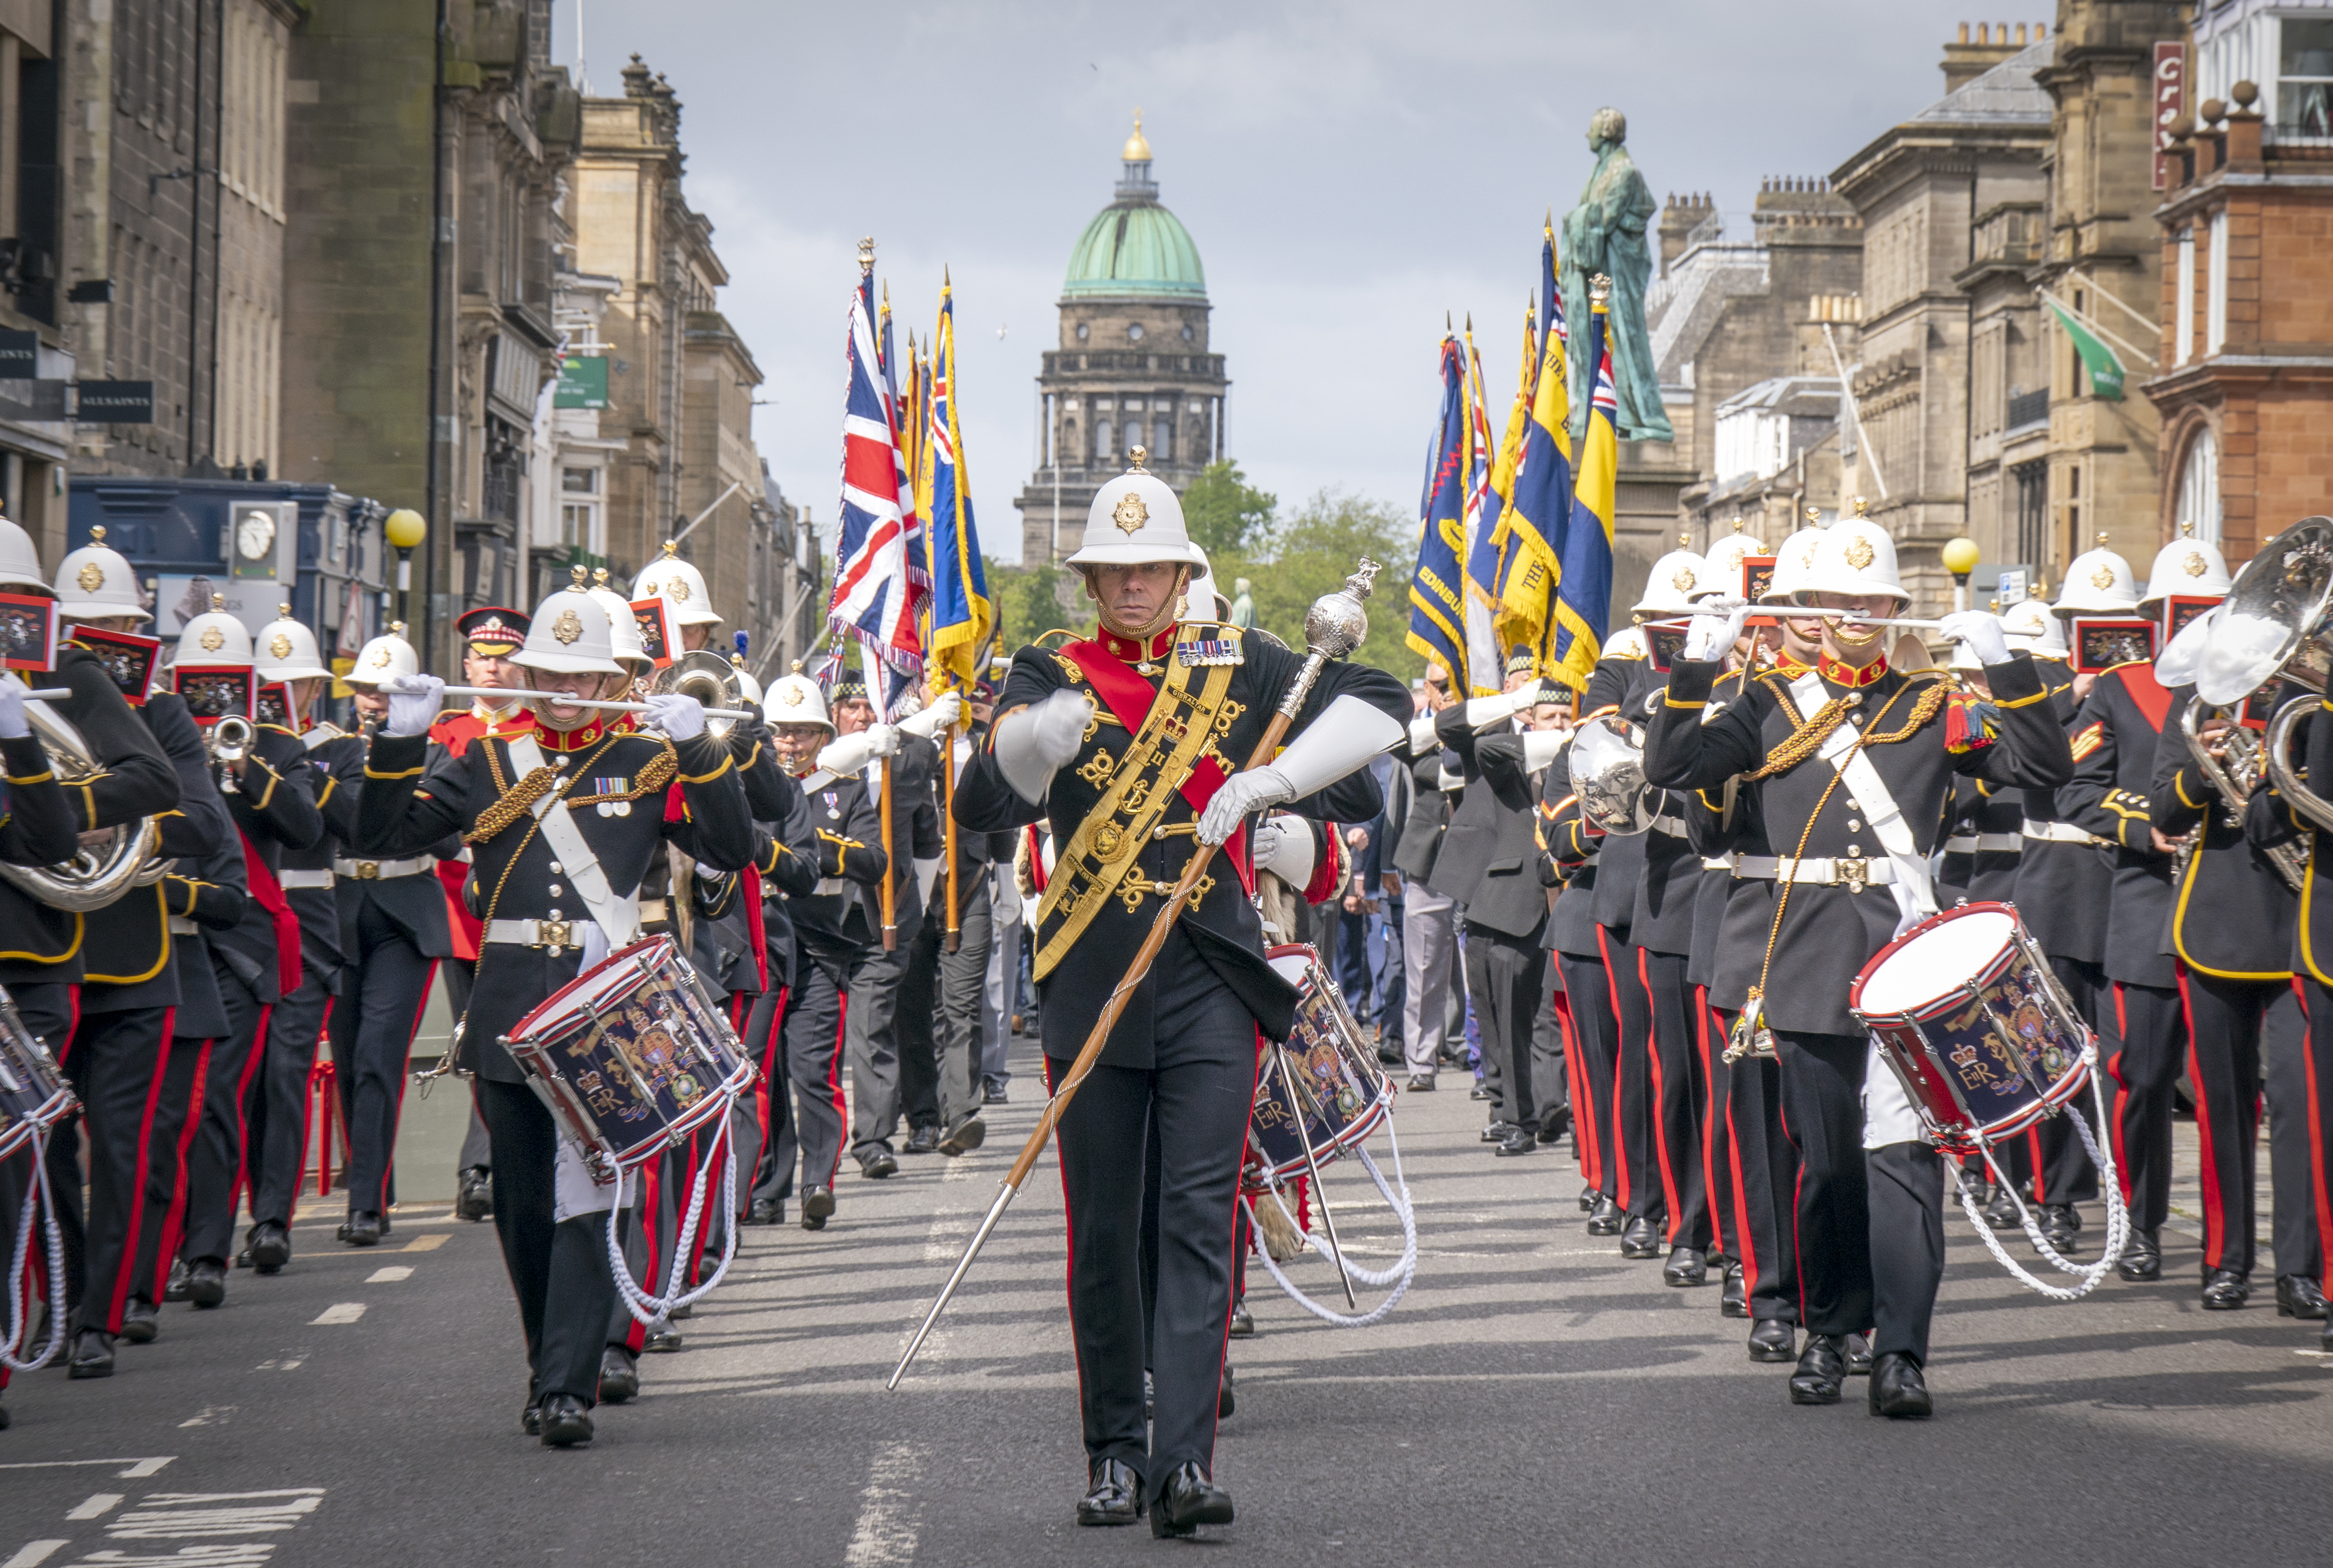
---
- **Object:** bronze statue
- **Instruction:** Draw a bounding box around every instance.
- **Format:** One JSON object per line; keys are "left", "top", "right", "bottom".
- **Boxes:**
{"left": 1560, "top": 107, "right": 1674, "bottom": 445}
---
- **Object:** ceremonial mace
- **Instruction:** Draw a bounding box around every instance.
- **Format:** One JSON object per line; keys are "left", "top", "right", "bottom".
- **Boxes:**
{"left": 887, "top": 559, "right": 1382, "bottom": 1389}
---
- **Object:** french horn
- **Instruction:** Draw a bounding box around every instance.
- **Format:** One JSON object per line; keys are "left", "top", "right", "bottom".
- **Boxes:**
{"left": 0, "top": 699, "right": 164, "bottom": 912}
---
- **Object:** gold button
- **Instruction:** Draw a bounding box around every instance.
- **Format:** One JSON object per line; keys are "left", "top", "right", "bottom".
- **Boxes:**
{"left": 549, "top": 861, "right": 563, "bottom": 874}
{"left": 1847, "top": 846, "right": 1864, "bottom": 858}
{"left": 549, "top": 883, "right": 563, "bottom": 897}
{"left": 1847, "top": 819, "right": 1862, "bottom": 831}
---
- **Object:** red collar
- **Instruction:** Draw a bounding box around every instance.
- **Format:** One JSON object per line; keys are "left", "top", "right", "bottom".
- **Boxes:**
{"left": 1771, "top": 648, "right": 1813, "bottom": 674}
{"left": 1818, "top": 652, "right": 1888, "bottom": 689}
{"left": 533, "top": 717, "right": 609, "bottom": 752}
{"left": 1095, "top": 622, "right": 1177, "bottom": 662}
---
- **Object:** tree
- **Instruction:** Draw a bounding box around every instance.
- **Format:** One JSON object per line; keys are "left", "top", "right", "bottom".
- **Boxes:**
{"left": 984, "top": 555, "right": 1092, "bottom": 659}
{"left": 1178, "top": 460, "right": 1278, "bottom": 560}
{"left": 1237, "top": 489, "right": 1421, "bottom": 682}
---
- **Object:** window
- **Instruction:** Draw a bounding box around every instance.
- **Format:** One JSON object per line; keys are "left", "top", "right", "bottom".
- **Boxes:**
{"left": 2176, "top": 430, "right": 2221, "bottom": 545}
{"left": 561, "top": 503, "right": 592, "bottom": 550}
{"left": 2282, "top": 19, "right": 2333, "bottom": 138}
{"left": 2207, "top": 211, "right": 2228, "bottom": 354}
{"left": 562, "top": 467, "right": 597, "bottom": 494}
{"left": 1124, "top": 420, "right": 1143, "bottom": 453}
{"left": 1095, "top": 419, "right": 1113, "bottom": 460}
{"left": 1154, "top": 420, "right": 1172, "bottom": 463}
{"left": 2175, "top": 227, "right": 2194, "bottom": 367}
{"left": 2012, "top": 460, "right": 2049, "bottom": 571}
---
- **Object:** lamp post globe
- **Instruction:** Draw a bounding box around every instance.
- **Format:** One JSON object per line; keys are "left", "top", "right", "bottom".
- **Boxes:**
{"left": 1942, "top": 536, "right": 1980, "bottom": 612}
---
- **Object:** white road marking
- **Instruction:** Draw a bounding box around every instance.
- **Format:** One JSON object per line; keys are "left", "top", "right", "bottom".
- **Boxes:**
{"left": 310, "top": 1303, "right": 366, "bottom": 1325}
{"left": 0, "top": 1460, "right": 173, "bottom": 1479}
{"left": 841, "top": 1442, "right": 925, "bottom": 1567}
{"left": 71, "top": 1548, "right": 278, "bottom": 1565}
{"left": 107, "top": 1489, "right": 323, "bottom": 1540}
{"left": 0, "top": 1542, "right": 66, "bottom": 1568}
{"left": 401, "top": 1234, "right": 447, "bottom": 1253}
{"left": 941, "top": 1158, "right": 979, "bottom": 1182}
{"left": 177, "top": 1408, "right": 234, "bottom": 1428}
{"left": 63, "top": 1495, "right": 122, "bottom": 1521}
{"left": 254, "top": 1357, "right": 304, "bottom": 1372}
{"left": 365, "top": 1266, "right": 413, "bottom": 1283}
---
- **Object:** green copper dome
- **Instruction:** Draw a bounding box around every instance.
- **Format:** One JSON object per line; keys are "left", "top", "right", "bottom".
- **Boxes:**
{"left": 1063, "top": 119, "right": 1206, "bottom": 301}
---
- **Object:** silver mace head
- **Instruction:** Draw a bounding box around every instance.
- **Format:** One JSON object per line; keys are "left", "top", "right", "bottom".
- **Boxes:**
{"left": 1304, "top": 559, "right": 1380, "bottom": 661}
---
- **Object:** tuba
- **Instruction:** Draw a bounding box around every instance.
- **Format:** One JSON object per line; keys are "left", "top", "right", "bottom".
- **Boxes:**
{"left": 648, "top": 649, "right": 747, "bottom": 740}
{"left": 0, "top": 699, "right": 165, "bottom": 912}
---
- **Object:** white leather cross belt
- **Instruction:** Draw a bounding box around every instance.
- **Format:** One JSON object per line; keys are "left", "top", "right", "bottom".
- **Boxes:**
{"left": 167, "top": 916, "right": 200, "bottom": 936}
{"left": 333, "top": 855, "right": 434, "bottom": 880}
{"left": 1702, "top": 853, "right": 1738, "bottom": 872}
{"left": 2021, "top": 821, "right": 2112, "bottom": 847}
{"left": 1945, "top": 833, "right": 2023, "bottom": 853}
{"left": 1649, "top": 814, "right": 1688, "bottom": 837}
{"left": 484, "top": 917, "right": 592, "bottom": 953}
{"left": 1731, "top": 854, "right": 1899, "bottom": 889}
{"left": 277, "top": 869, "right": 335, "bottom": 890}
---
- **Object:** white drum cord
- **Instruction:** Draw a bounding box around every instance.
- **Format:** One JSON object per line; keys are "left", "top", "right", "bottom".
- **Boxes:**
{"left": 1950, "top": 1054, "right": 2129, "bottom": 1302}
{"left": 604, "top": 1105, "right": 744, "bottom": 1330}
{"left": 1239, "top": 1117, "right": 1419, "bottom": 1329}
{"left": 2, "top": 1130, "right": 67, "bottom": 1372}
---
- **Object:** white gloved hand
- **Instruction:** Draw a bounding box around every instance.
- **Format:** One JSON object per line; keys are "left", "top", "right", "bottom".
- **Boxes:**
{"left": 0, "top": 675, "right": 29, "bottom": 741}
{"left": 1197, "top": 765, "right": 1294, "bottom": 845}
{"left": 865, "top": 722, "right": 902, "bottom": 759}
{"left": 381, "top": 673, "right": 445, "bottom": 738}
{"left": 644, "top": 692, "right": 706, "bottom": 741}
{"left": 1520, "top": 729, "right": 1568, "bottom": 771}
{"left": 1938, "top": 610, "right": 2012, "bottom": 667}
{"left": 899, "top": 690, "right": 965, "bottom": 740}
{"left": 816, "top": 730, "right": 880, "bottom": 776}
{"left": 1249, "top": 813, "right": 1318, "bottom": 888}
{"left": 994, "top": 686, "right": 1094, "bottom": 804}
{"left": 1407, "top": 712, "right": 1442, "bottom": 755}
{"left": 1462, "top": 686, "right": 1536, "bottom": 728}
{"left": 1682, "top": 598, "right": 1751, "bottom": 662}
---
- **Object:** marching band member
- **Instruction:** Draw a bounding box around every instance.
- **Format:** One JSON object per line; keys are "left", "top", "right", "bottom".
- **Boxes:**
{"left": 1542, "top": 666, "right": 1624, "bottom": 1237}
{"left": 634, "top": 541, "right": 723, "bottom": 653}
{"left": 952, "top": 453, "right": 1406, "bottom": 1535}
{"left": 2283, "top": 675, "right": 2333, "bottom": 1347}
{"left": 1390, "top": 669, "right": 1459, "bottom": 1091}
{"left": 357, "top": 587, "right": 754, "bottom": 1447}
{"left": 1646, "top": 515, "right": 2072, "bottom": 1418}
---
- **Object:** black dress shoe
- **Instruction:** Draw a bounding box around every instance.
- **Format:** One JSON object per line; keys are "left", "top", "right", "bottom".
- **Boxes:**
{"left": 2202, "top": 1267, "right": 2251, "bottom": 1310}
{"left": 456, "top": 1166, "right": 493, "bottom": 1221}
{"left": 801, "top": 1186, "right": 836, "bottom": 1230}
{"left": 903, "top": 1122, "right": 941, "bottom": 1155}
{"left": 984, "top": 1081, "right": 1010, "bottom": 1105}
{"left": 163, "top": 1257, "right": 191, "bottom": 1302}
{"left": 1586, "top": 1194, "right": 1623, "bottom": 1236}
{"left": 1578, "top": 1188, "right": 1599, "bottom": 1214}
{"left": 1377, "top": 1043, "right": 1405, "bottom": 1066}
{"left": 1076, "top": 1458, "right": 1143, "bottom": 1526}
{"left": 1537, "top": 1107, "right": 1571, "bottom": 1144}
{"left": 1982, "top": 1186, "right": 2021, "bottom": 1230}
{"left": 1227, "top": 1298, "right": 1255, "bottom": 1339}
{"left": 247, "top": 1220, "right": 291, "bottom": 1274}
{"left": 1619, "top": 1215, "right": 1662, "bottom": 1259}
{"left": 2277, "top": 1274, "right": 2330, "bottom": 1320}
{"left": 746, "top": 1197, "right": 784, "bottom": 1226}
{"left": 1721, "top": 1261, "right": 1748, "bottom": 1318}
{"left": 2116, "top": 1227, "right": 2162, "bottom": 1282}
{"left": 68, "top": 1327, "right": 116, "bottom": 1379}
{"left": 2036, "top": 1204, "right": 2081, "bottom": 1255}
{"left": 1494, "top": 1127, "right": 1534, "bottom": 1156}
{"left": 1844, "top": 1332, "right": 1873, "bottom": 1376}
{"left": 1868, "top": 1351, "right": 1932, "bottom": 1418}
{"left": 1478, "top": 1119, "right": 1513, "bottom": 1143}
{"left": 1662, "top": 1244, "right": 1706, "bottom": 1286}
{"left": 119, "top": 1297, "right": 159, "bottom": 1344}
{"left": 857, "top": 1146, "right": 899, "bottom": 1179}
{"left": 234, "top": 1245, "right": 253, "bottom": 1269}
{"left": 343, "top": 1212, "right": 384, "bottom": 1248}
{"left": 1217, "top": 1362, "right": 1235, "bottom": 1419}
{"left": 938, "top": 1116, "right": 987, "bottom": 1156}
{"left": 1788, "top": 1333, "right": 1847, "bottom": 1405}
{"left": 186, "top": 1257, "right": 227, "bottom": 1308}
{"left": 1405, "top": 1073, "right": 1435, "bottom": 1092}
{"left": 1748, "top": 1318, "right": 1796, "bottom": 1362}
{"left": 1151, "top": 1460, "right": 1234, "bottom": 1539}
{"left": 643, "top": 1326, "right": 683, "bottom": 1353}
{"left": 599, "top": 1345, "right": 640, "bottom": 1403}
{"left": 538, "top": 1393, "right": 594, "bottom": 1447}
{"left": 521, "top": 1400, "right": 543, "bottom": 1436}
{"left": 1468, "top": 1081, "right": 1494, "bottom": 1101}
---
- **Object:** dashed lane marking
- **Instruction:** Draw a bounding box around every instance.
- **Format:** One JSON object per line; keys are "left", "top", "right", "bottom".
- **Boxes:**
{"left": 400, "top": 1234, "right": 447, "bottom": 1253}
{"left": 254, "top": 1357, "right": 304, "bottom": 1372}
{"left": 1, "top": 1543, "right": 66, "bottom": 1567}
{"left": 61, "top": 1498, "right": 120, "bottom": 1522}
{"left": 841, "top": 1442, "right": 925, "bottom": 1567}
{"left": 177, "top": 1409, "right": 235, "bottom": 1428}
{"left": 310, "top": 1303, "right": 366, "bottom": 1325}
{"left": 0, "top": 1460, "right": 174, "bottom": 1479}
{"left": 366, "top": 1266, "right": 414, "bottom": 1282}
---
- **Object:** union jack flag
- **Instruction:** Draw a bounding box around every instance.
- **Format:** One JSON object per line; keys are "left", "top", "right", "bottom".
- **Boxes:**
{"left": 829, "top": 267, "right": 924, "bottom": 681}
{"left": 876, "top": 291, "right": 930, "bottom": 593}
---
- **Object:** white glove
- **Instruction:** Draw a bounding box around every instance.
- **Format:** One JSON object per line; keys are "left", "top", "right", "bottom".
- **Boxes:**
{"left": 1198, "top": 694, "right": 1403, "bottom": 845}
{"left": 1198, "top": 766, "right": 1293, "bottom": 845}
{"left": 1520, "top": 729, "right": 1567, "bottom": 771}
{"left": 1462, "top": 686, "right": 1536, "bottom": 728}
{"left": 994, "top": 686, "right": 1094, "bottom": 804}
{"left": 1249, "top": 814, "right": 1318, "bottom": 888}
{"left": 381, "top": 673, "right": 445, "bottom": 738}
{"left": 816, "top": 730, "right": 879, "bottom": 776}
{"left": 1407, "top": 712, "right": 1441, "bottom": 756}
{"left": 1938, "top": 610, "right": 2012, "bottom": 667}
{"left": 0, "top": 675, "right": 29, "bottom": 740}
{"left": 644, "top": 692, "right": 706, "bottom": 741}
{"left": 1682, "top": 598, "right": 1750, "bottom": 662}
{"left": 899, "top": 690, "right": 964, "bottom": 740}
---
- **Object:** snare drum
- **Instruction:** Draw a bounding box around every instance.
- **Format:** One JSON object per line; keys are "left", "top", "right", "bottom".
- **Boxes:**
{"left": 1243, "top": 944, "right": 1394, "bottom": 1195}
{"left": 0, "top": 987, "right": 73, "bottom": 1160}
{"left": 502, "top": 936, "right": 756, "bottom": 1180}
{"left": 1849, "top": 901, "right": 2092, "bottom": 1154}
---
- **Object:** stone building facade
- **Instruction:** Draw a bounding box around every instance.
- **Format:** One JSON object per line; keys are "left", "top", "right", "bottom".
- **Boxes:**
{"left": 1013, "top": 118, "right": 1228, "bottom": 563}
{"left": 0, "top": 1, "right": 71, "bottom": 559}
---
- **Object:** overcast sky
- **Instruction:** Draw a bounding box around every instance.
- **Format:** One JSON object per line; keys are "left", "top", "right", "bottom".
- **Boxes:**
{"left": 552, "top": 1, "right": 2044, "bottom": 561}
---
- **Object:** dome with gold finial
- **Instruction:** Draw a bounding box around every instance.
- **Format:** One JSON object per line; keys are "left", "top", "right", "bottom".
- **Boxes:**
{"left": 1064, "top": 112, "right": 1206, "bottom": 302}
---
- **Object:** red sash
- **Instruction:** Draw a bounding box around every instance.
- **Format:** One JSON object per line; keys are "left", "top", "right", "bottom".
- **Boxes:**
{"left": 437, "top": 859, "right": 481, "bottom": 961}
{"left": 743, "top": 863, "right": 769, "bottom": 992}
{"left": 240, "top": 829, "right": 305, "bottom": 995}
{"left": 1060, "top": 642, "right": 1253, "bottom": 894}
{"left": 2118, "top": 662, "right": 2172, "bottom": 734}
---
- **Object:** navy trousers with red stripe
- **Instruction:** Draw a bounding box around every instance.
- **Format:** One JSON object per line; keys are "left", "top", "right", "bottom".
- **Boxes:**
{"left": 332, "top": 903, "right": 439, "bottom": 1219}
{"left": 48, "top": 1002, "right": 174, "bottom": 1335}
{"left": 1714, "top": 1009, "right": 1799, "bottom": 1324}
{"left": 2107, "top": 979, "right": 2187, "bottom": 1237}
{"left": 784, "top": 942, "right": 865, "bottom": 1196}
{"left": 1597, "top": 925, "right": 1659, "bottom": 1224}
{"left": 1637, "top": 946, "right": 1708, "bottom": 1251}
{"left": 247, "top": 966, "right": 334, "bottom": 1228}
{"left": 1046, "top": 934, "right": 1254, "bottom": 1504}
{"left": 2298, "top": 976, "right": 2333, "bottom": 1304}
{"left": 1556, "top": 951, "right": 1617, "bottom": 1199}
{"left": 181, "top": 992, "right": 271, "bottom": 1266}
{"left": 2180, "top": 967, "right": 2317, "bottom": 1282}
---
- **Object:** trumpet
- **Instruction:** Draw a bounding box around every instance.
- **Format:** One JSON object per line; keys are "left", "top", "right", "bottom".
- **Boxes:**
{"left": 206, "top": 714, "right": 255, "bottom": 796}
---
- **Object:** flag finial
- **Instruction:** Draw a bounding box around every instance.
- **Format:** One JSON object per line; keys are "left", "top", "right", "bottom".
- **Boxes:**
{"left": 857, "top": 236, "right": 875, "bottom": 273}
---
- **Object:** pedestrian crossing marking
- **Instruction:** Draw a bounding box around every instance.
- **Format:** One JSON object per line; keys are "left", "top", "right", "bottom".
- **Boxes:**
{"left": 310, "top": 1303, "right": 366, "bottom": 1325}
{"left": 1, "top": 1542, "right": 66, "bottom": 1567}
{"left": 63, "top": 1497, "right": 121, "bottom": 1521}
{"left": 401, "top": 1234, "right": 447, "bottom": 1253}
{"left": 365, "top": 1266, "right": 414, "bottom": 1282}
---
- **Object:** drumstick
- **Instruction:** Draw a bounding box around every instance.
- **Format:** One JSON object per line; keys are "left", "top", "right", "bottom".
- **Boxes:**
{"left": 431, "top": 684, "right": 755, "bottom": 721}
{"left": 1275, "top": 1044, "right": 1359, "bottom": 1311}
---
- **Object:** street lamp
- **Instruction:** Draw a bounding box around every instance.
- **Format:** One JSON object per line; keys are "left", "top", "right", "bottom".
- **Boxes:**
{"left": 1941, "top": 535, "right": 1980, "bottom": 614}
{"left": 384, "top": 508, "right": 427, "bottom": 632}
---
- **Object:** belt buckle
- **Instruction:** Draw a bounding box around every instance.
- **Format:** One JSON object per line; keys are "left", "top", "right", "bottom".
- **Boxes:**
{"left": 538, "top": 918, "right": 574, "bottom": 953}
{"left": 355, "top": 860, "right": 380, "bottom": 880}
{"left": 1839, "top": 857, "right": 1869, "bottom": 894}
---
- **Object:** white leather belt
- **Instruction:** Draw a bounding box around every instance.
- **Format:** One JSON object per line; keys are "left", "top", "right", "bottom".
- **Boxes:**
{"left": 1945, "top": 833, "right": 2023, "bottom": 853}
{"left": 1702, "top": 853, "right": 1737, "bottom": 872}
{"left": 167, "top": 916, "right": 200, "bottom": 936}
{"left": 333, "top": 856, "right": 433, "bottom": 880}
{"left": 1732, "top": 854, "right": 1899, "bottom": 888}
{"left": 2022, "top": 821, "right": 2112, "bottom": 847}
{"left": 278, "top": 869, "right": 335, "bottom": 890}
{"left": 484, "top": 917, "right": 596, "bottom": 954}
{"left": 1649, "top": 814, "right": 1688, "bottom": 837}
{"left": 813, "top": 878, "right": 852, "bottom": 897}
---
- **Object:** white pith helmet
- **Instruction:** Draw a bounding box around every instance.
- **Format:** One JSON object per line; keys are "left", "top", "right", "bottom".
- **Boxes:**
{"left": 1633, "top": 537, "right": 1709, "bottom": 618}
{"left": 2001, "top": 596, "right": 2067, "bottom": 659}
{"left": 1762, "top": 505, "right": 1832, "bottom": 604}
{"left": 255, "top": 603, "right": 332, "bottom": 683}
{"left": 2139, "top": 523, "right": 2232, "bottom": 607}
{"left": 581, "top": 566, "right": 650, "bottom": 670}
{"left": 55, "top": 525, "right": 151, "bottom": 623}
{"left": 2052, "top": 534, "right": 2140, "bottom": 618}
{"left": 1797, "top": 504, "right": 1909, "bottom": 605}
{"left": 632, "top": 541, "right": 722, "bottom": 628}
{"left": 1185, "top": 542, "right": 1229, "bottom": 620}
{"left": 764, "top": 661, "right": 834, "bottom": 733}
{"left": 345, "top": 622, "right": 420, "bottom": 688}
{"left": 1700, "top": 521, "right": 1768, "bottom": 599}
{"left": 0, "top": 514, "right": 45, "bottom": 590}
{"left": 1064, "top": 449, "right": 1204, "bottom": 569}
{"left": 175, "top": 594, "right": 253, "bottom": 666}
{"left": 512, "top": 588, "right": 626, "bottom": 677}
{"left": 729, "top": 652, "right": 764, "bottom": 707}
{"left": 1602, "top": 625, "right": 1649, "bottom": 662}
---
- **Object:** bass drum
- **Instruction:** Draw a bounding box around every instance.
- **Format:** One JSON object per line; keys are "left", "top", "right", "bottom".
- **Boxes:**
{"left": 1243, "top": 944, "right": 1394, "bottom": 1195}
{"left": 0, "top": 987, "right": 72, "bottom": 1161}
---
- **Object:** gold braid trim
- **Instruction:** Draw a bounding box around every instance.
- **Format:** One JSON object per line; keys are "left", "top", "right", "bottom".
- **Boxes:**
{"left": 1743, "top": 674, "right": 1949, "bottom": 781}
{"left": 464, "top": 767, "right": 561, "bottom": 843}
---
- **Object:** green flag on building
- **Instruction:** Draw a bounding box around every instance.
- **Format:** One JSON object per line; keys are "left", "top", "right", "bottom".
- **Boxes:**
{"left": 2044, "top": 299, "right": 2125, "bottom": 402}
